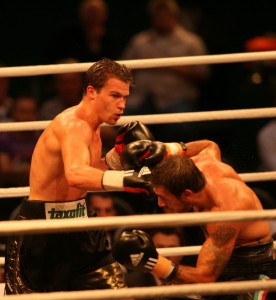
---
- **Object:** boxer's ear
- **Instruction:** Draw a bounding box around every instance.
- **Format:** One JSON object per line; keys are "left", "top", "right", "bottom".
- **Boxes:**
{"left": 182, "top": 189, "right": 192, "bottom": 199}
{"left": 86, "top": 85, "right": 96, "bottom": 99}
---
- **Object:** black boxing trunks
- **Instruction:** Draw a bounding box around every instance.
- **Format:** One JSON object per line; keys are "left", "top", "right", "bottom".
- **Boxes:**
{"left": 218, "top": 240, "right": 275, "bottom": 281}
{"left": 4, "top": 198, "right": 126, "bottom": 294}
{"left": 208, "top": 240, "right": 276, "bottom": 300}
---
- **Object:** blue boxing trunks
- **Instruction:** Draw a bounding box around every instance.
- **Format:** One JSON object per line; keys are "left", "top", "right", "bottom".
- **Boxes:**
{"left": 4, "top": 198, "right": 126, "bottom": 294}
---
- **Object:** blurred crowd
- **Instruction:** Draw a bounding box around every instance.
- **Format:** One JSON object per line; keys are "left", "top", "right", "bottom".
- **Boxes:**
{"left": 0, "top": 0, "right": 276, "bottom": 288}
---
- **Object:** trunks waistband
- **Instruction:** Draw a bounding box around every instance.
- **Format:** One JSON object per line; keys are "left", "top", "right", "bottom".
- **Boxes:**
{"left": 232, "top": 240, "right": 274, "bottom": 257}
{"left": 219, "top": 240, "right": 276, "bottom": 280}
{"left": 19, "top": 198, "right": 88, "bottom": 220}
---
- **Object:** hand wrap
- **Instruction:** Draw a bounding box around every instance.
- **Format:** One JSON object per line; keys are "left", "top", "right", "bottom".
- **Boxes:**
{"left": 102, "top": 167, "right": 155, "bottom": 201}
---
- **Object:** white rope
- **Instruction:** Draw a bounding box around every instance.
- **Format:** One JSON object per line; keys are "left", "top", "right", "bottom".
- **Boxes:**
{"left": 0, "top": 247, "right": 202, "bottom": 268}
{"left": 0, "top": 120, "right": 50, "bottom": 132}
{"left": 157, "top": 241, "right": 276, "bottom": 256}
{"left": 3, "top": 280, "right": 276, "bottom": 299}
{"left": 1, "top": 107, "right": 276, "bottom": 132}
{"left": 239, "top": 171, "right": 276, "bottom": 182}
{"left": 1, "top": 171, "right": 275, "bottom": 198}
{"left": 0, "top": 210, "right": 275, "bottom": 236}
{"left": 0, "top": 51, "right": 276, "bottom": 77}
{"left": 0, "top": 187, "right": 30, "bottom": 198}
{"left": 1, "top": 242, "right": 276, "bottom": 265}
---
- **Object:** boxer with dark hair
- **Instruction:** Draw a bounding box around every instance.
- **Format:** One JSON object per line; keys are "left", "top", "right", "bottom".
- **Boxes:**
{"left": 4, "top": 58, "right": 155, "bottom": 294}
{"left": 114, "top": 139, "right": 275, "bottom": 300}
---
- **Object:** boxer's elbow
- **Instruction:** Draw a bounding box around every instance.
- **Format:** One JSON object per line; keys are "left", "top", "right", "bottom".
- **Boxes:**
{"left": 178, "top": 265, "right": 219, "bottom": 284}
{"left": 194, "top": 266, "right": 220, "bottom": 283}
{"left": 66, "top": 167, "right": 102, "bottom": 190}
{"left": 205, "top": 140, "right": 221, "bottom": 161}
{"left": 205, "top": 140, "right": 220, "bottom": 151}
{"left": 66, "top": 172, "right": 81, "bottom": 188}
{"left": 65, "top": 168, "right": 86, "bottom": 189}
{"left": 198, "top": 273, "right": 218, "bottom": 283}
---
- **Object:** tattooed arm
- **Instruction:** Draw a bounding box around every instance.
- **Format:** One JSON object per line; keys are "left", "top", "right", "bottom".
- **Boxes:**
{"left": 171, "top": 223, "right": 240, "bottom": 284}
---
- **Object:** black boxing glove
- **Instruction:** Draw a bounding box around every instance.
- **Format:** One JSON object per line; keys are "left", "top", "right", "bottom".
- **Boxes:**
{"left": 105, "top": 121, "right": 155, "bottom": 170}
{"left": 112, "top": 230, "right": 178, "bottom": 283}
{"left": 120, "top": 140, "right": 187, "bottom": 170}
{"left": 102, "top": 167, "right": 156, "bottom": 201}
{"left": 115, "top": 121, "right": 155, "bottom": 154}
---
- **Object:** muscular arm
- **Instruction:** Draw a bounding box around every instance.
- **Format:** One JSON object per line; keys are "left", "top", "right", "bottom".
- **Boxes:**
{"left": 61, "top": 121, "right": 105, "bottom": 191}
{"left": 185, "top": 140, "right": 221, "bottom": 161}
{"left": 170, "top": 223, "right": 239, "bottom": 284}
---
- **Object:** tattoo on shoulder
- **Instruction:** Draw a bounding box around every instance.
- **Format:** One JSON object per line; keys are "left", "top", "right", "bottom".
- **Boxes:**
{"left": 210, "top": 225, "right": 237, "bottom": 247}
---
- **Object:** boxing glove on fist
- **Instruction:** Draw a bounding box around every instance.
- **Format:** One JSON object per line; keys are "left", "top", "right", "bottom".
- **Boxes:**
{"left": 120, "top": 140, "right": 187, "bottom": 170}
{"left": 115, "top": 121, "right": 155, "bottom": 154}
{"left": 112, "top": 230, "right": 158, "bottom": 272}
{"left": 112, "top": 230, "right": 178, "bottom": 282}
{"left": 102, "top": 167, "right": 156, "bottom": 201}
{"left": 105, "top": 121, "right": 155, "bottom": 170}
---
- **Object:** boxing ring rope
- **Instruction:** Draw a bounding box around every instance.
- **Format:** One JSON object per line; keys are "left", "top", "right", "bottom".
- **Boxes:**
{"left": 1, "top": 52, "right": 276, "bottom": 298}
{"left": 1, "top": 212, "right": 276, "bottom": 298}
{"left": 0, "top": 50, "right": 275, "bottom": 77}
{"left": 1, "top": 170, "right": 276, "bottom": 198}
{"left": 1, "top": 107, "right": 276, "bottom": 132}
{"left": 3, "top": 280, "right": 276, "bottom": 300}
{"left": 0, "top": 246, "right": 202, "bottom": 267}
{"left": 0, "top": 242, "right": 275, "bottom": 265}
{"left": 1, "top": 106, "right": 276, "bottom": 197}
{"left": 0, "top": 210, "right": 275, "bottom": 235}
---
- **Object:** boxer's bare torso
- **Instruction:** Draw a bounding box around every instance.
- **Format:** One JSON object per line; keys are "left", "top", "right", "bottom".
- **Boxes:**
{"left": 29, "top": 106, "right": 105, "bottom": 201}
{"left": 29, "top": 77, "right": 130, "bottom": 201}
{"left": 154, "top": 140, "right": 272, "bottom": 283}
{"left": 192, "top": 148, "right": 271, "bottom": 246}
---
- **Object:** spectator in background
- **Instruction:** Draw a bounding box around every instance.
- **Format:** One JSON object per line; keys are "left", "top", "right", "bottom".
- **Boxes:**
{"left": 149, "top": 227, "right": 186, "bottom": 267}
{"left": 256, "top": 119, "right": 276, "bottom": 204}
{"left": 0, "top": 94, "right": 40, "bottom": 260}
{"left": 47, "top": 0, "right": 124, "bottom": 63}
{"left": 86, "top": 192, "right": 135, "bottom": 245}
{"left": 257, "top": 119, "right": 276, "bottom": 173}
{"left": 40, "top": 58, "right": 83, "bottom": 120}
{"left": 216, "top": 34, "right": 276, "bottom": 173}
{"left": 153, "top": 206, "right": 204, "bottom": 269}
{"left": 0, "top": 94, "right": 40, "bottom": 187}
{"left": 121, "top": 0, "right": 209, "bottom": 141}
{"left": 0, "top": 63, "right": 13, "bottom": 122}
{"left": 126, "top": 227, "right": 189, "bottom": 300}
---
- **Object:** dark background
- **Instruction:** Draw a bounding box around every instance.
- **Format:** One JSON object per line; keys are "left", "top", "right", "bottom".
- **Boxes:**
{"left": 0, "top": 0, "right": 275, "bottom": 220}
{"left": 0, "top": 0, "right": 275, "bottom": 170}
{"left": 0, "top": 0, "right": 275, "bottom": 66}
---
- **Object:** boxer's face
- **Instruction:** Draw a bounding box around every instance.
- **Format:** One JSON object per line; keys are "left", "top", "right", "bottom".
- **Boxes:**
{"left": 152, "top": 233, "right": 183, "bottom": 264}
{"left": 90, "top": 78, "right": 130, "bottom": 125}
{"left": 153, "top": 185, "right": 193, "bottom": 213}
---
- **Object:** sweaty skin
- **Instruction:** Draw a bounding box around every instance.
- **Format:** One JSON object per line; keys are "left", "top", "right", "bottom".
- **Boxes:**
{"left": 154, "top": 140, "right": 271, "bottom": 283}
{"left": 29, "top": 78, "right": 130, "bottom": 201}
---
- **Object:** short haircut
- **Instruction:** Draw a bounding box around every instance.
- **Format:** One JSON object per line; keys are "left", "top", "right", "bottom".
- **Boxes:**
{"left": 147, "top": 0, "right": 181, "bottom": 19}
{"left": 83, "top": 58, "right": 134, "bottom": 94}
{"left": 147, "top": 227, "right": 185, "bottom": 245}
{"left": 151, "top": 155, "right": 206, "bottom": 197}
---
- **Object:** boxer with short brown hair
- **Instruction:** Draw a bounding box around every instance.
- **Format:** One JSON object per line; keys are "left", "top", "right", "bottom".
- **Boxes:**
{"left": 113, "top": 139, "right": 275, "bottom": 299}
{"left": 4, "top": 58, "right": 155, "bottom": 294}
